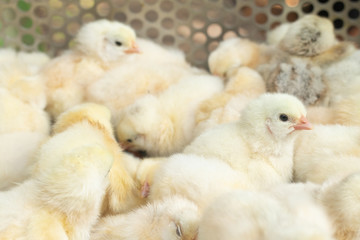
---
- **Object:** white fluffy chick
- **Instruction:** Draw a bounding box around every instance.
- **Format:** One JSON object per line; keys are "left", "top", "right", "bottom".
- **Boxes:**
{"left": 0, "top": 48, "right": 49, "bottom": 108}
{"left": 279, "top": 15, "right": 337, "bottom": 57}
{"left": 116, "top": 74, "right": 223, "bottom": 157}
{"left": 195, "top": 66, "right": 266, "bottom": 135}
{"left": 294, "top": 124, "right": 360, "bottom": 184}
{"left": 86, "top": 38, "right": 200, "bottom": 124}
{"left": 142, "top": 153, "right": 252, "bottom": 212}
{"left": 50, "top": 103, "right": 136, "bottom": 216}
{"left": 0, "top": 104, "right": 115, "bottom": 239}
{"left": 198, "top": 183, "right": 334, "bottom": 240}
{"left": 318, "top": 172, "right": 360, "bottom": 240}
{"left": 184, "top": 93, "right": 312, "bottom": 189}
{"left": 0, "top": 88, "right": 49, "bottom": 134}
{"left": 91, "top": 195, "right": 200, "bottom": 240}
{"left": 42, "top": 19, "right": 139, "bottom": 119}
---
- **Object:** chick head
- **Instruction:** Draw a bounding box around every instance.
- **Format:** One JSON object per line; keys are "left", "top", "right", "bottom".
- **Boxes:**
{"left": 141, "top": 196, "right": 200, "bottom": 240}
{"left": 53, "top": 102, "right": 113, "bottom": 136}
{"left": 75, "top": 19, "right": 139, "bottom": 62}
{"left": 240, "top": 93, "right": 311, "bottom": 141}
{"left": 280, "top": 15, "right": 337, "bottom": 57}
{"left": 116, "top": 95, "right": 169, "bottom": 157}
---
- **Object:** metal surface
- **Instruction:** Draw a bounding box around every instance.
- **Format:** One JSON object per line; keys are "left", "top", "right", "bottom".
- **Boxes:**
{"left": 0, "top": 0, "right": 359, "bottom": 69}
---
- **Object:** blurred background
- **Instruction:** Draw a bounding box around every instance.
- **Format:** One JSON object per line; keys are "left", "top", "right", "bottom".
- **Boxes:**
{"left": 0, "top": 0, "right": 359, "bottom": 69}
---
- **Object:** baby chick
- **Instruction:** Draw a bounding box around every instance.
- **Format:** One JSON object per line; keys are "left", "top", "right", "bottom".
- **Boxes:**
{"left": 86, "top": 38, "right": 201, "bottom": 124}
{"left": 184, "top": 93, "right": 312, "bottom": 189}
{"left": 294, "top": 124, "right": 360, "bottom": 184}
{"left": 91, "top": 195, "right": 200, "bottom": 240}
{"left": 198, "top": 183, "right": 334, "bottom": 240}
{"left": 42, "top": 19, "right": 139, "bottom": 119}
{"left": 116, "top": 74, "right": 223, "bottom": 157}
{"left": 279, "top": 15, "right": 337, "bottom": 57}
{"left": 51, "top": 103, "right": 136, "bottom": 216}
{"left": 319, "top": 172, "right": 360, "bottom": 240}
{"left": 0, "top": 104, "right": 115, "bottom": 239}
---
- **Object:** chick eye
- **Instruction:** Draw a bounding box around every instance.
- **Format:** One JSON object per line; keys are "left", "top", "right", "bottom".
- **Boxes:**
{"left": 115, "top": 41, "right": 122, "bottom": 46}
{"left": 176, "top": 224, "right": 182, "bottom": 238}
{"left": 279, "top": 114, "right": 289, "bottom": 122}
{"left": 126, "top": 139, "right": 132, "bottom": 143}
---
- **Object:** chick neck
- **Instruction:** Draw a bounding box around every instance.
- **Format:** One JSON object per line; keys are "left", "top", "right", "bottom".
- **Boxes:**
{"left": 239, "top": 120, "right": 297, "bottom": 157}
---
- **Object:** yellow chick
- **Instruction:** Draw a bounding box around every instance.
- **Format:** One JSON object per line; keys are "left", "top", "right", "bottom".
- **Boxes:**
{"left": 50, "top": 103, "right": 136, "bottom": 216}
{"left": 116, "top": 74, "right": 223, "bottom": 157}
{"left": 91, "top": 195, "right": 200, "bottom": 240}
{"left": 42, "top": 19, "right": 139, "bottom": 119}
{"left": 279, "top": 15, "right": 337, "bottom": 57}
{"left": 184, "top": 93, "right": 312, "bottom": 189}
{"left": 266, "top": 23, "right": 290, "bottom": 46}
{"left": 0, "top": 104, "right": 115, "bottom": 239}
{"left": 319, "top": 172, "right": 360, "bottom": 240}
{"left": 294, "top": 124, "right": 360, "bottom": 184}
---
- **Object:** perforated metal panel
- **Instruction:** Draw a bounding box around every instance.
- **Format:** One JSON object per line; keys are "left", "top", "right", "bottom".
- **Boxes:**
{"left": 0, "top": 0, "right": 359, "bottom": 69}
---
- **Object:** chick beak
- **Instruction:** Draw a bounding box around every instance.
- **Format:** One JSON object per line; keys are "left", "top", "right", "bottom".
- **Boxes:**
{"left": 120, "top": 142, "right": 130, "bottom": 150}
{"left": 293, "top": 115, "right": 312, "bottom": 130}
{"left": 125, "top": 41, "right": 140, "bottom": 54}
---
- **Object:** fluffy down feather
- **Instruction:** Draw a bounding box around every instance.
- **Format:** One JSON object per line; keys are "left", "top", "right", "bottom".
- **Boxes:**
{"left": 0, "top": 88, "right": 49, "bottom": 134}
{"left": 0, "top": 132, "right": 47, "bottom": 190}
{"left": 198, "top": 183, "right": 334, "bottom": 240}
{"left": 0, "top": 48, "right": 49, "bottom": 108}
{"left": 319, "top": 172, "right": 360, "bottom": 240}
{"left": 208, "top": 37, "right": 277, "bottom": 78}
{"left": 116, "top": 73, "right": 223, "bottom": 157}
{"left": 279, "top": 15, "right": 337, "bottom": 57}
{"left": 264, "top": 57, "right": 325, "bottom": 106}
{"left": 50, "top": 103, "right": 136, "bottom": 216}
{"left": 294, "top": 124, "right": 360, "bottom": 184}
{"left": 0, "top": 88, "right": 50, "bottom": 190}
{"left": 184, "top": 93, "right": 312, "bottom": 189}
{"left": 91, "top": 195, "right": 200, "bottom": 240}
{"left": 142, "top": 154, "right": 252, "bottom": 211}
